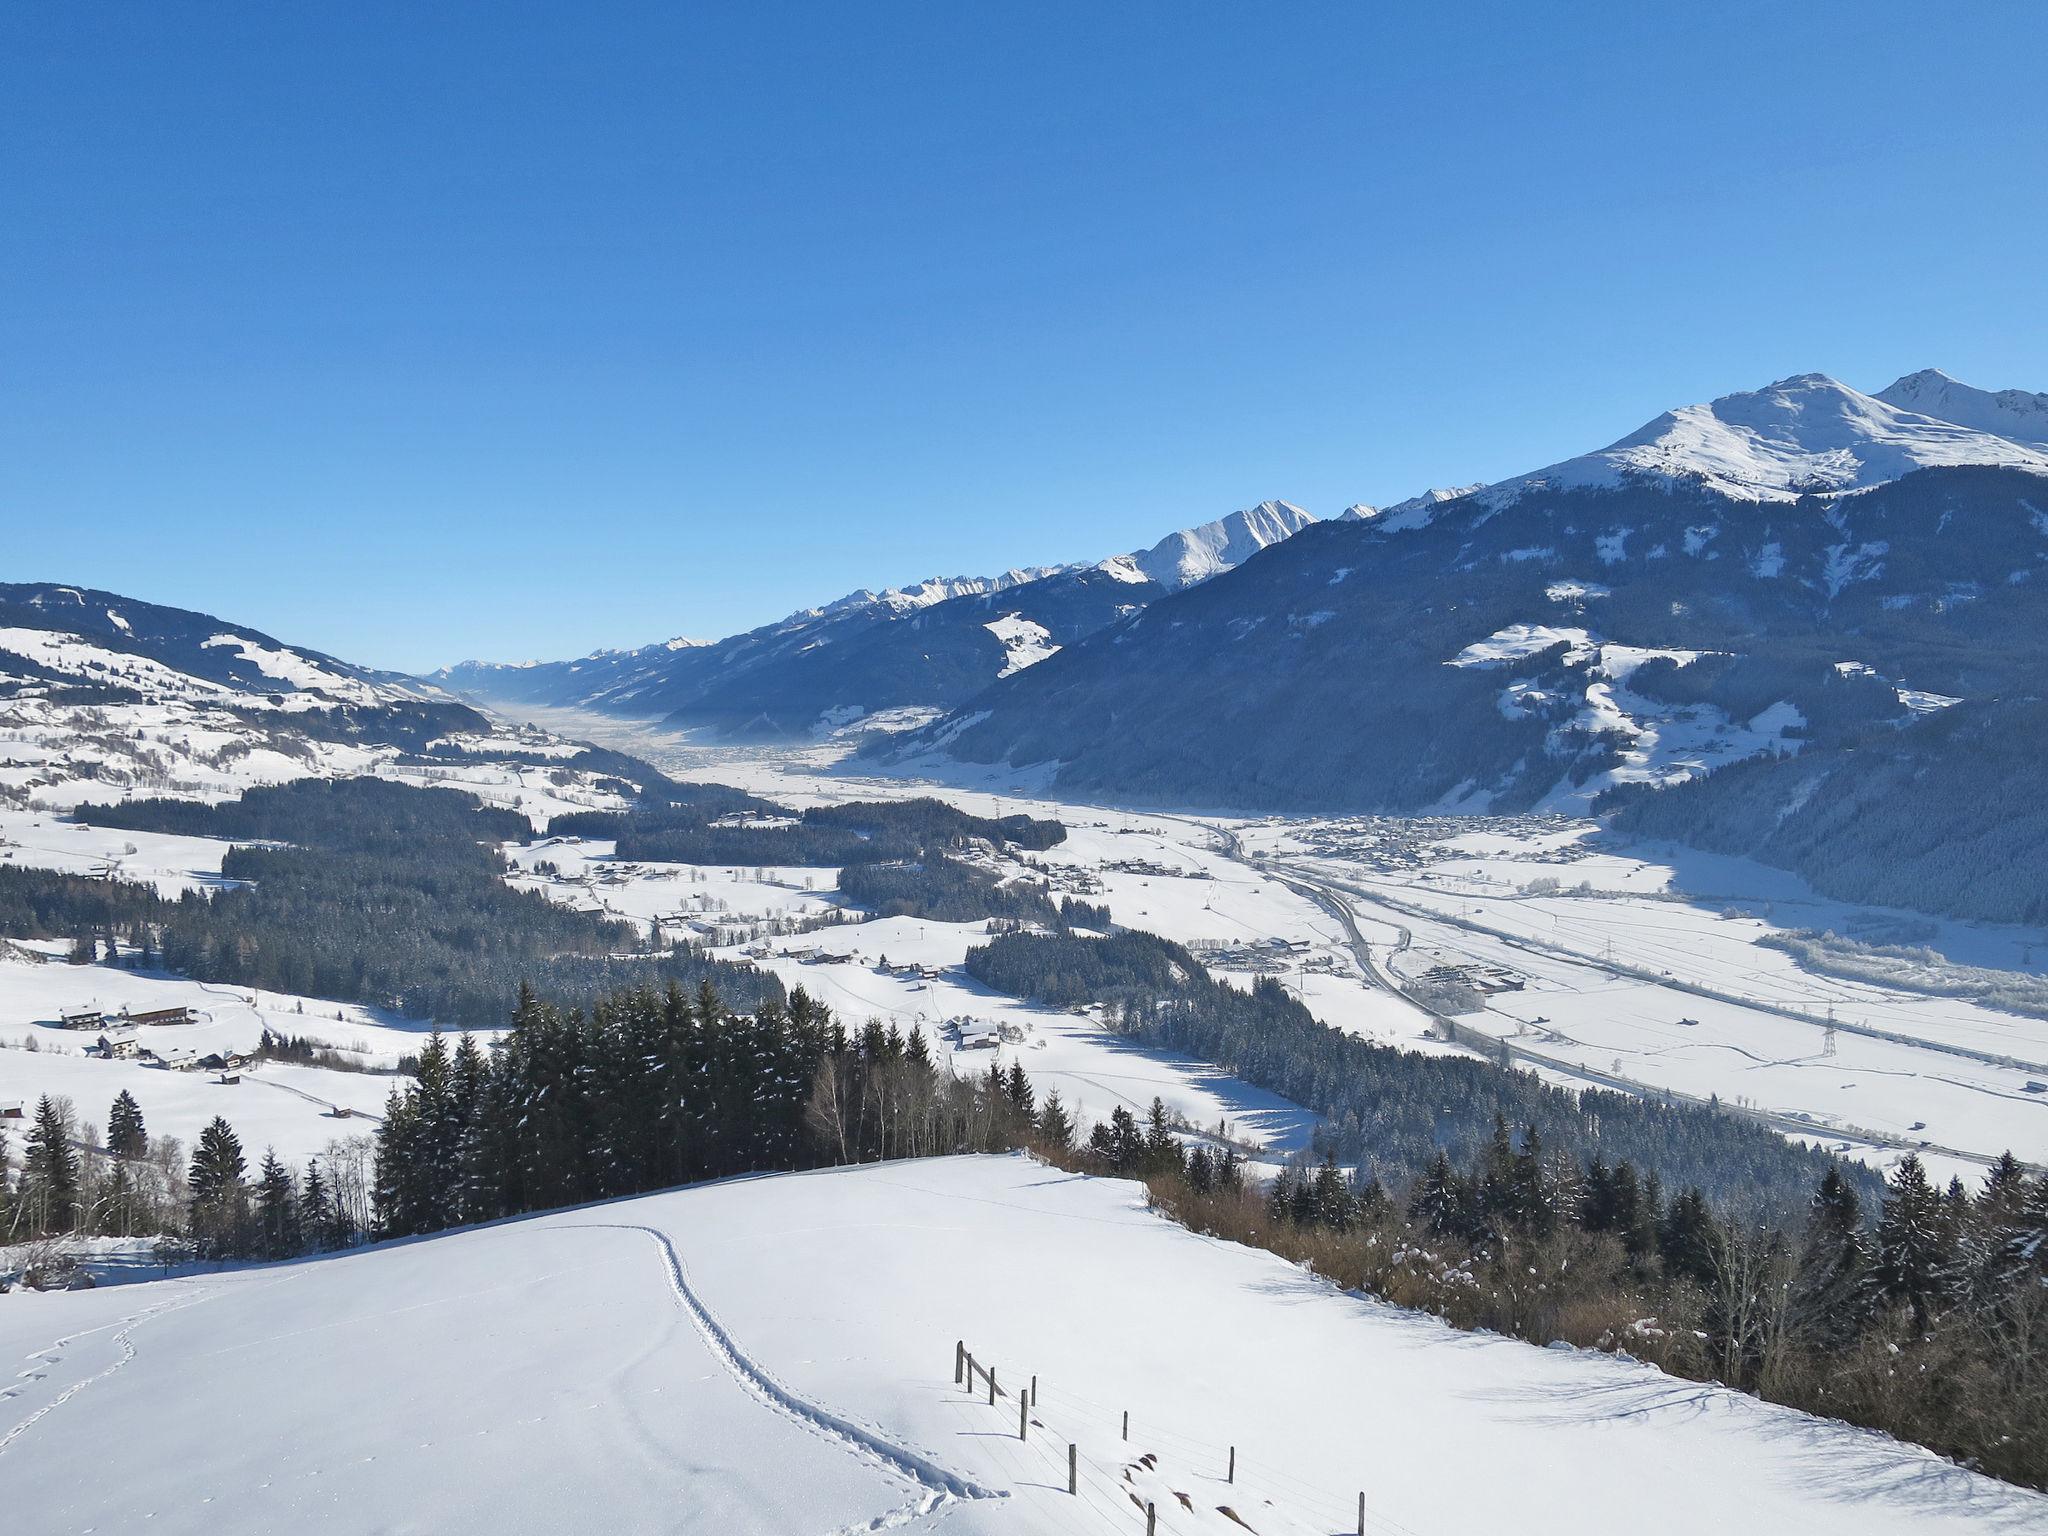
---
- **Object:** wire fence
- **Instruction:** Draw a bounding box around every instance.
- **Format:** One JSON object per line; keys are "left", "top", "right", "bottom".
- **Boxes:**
{"left": 947, "top": 1339, "right": 1425, "bottom": 1536}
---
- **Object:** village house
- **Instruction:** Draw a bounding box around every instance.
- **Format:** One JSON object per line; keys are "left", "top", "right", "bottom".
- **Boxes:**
{"left": 59, "top": 1004, "right": 104, "bottom": 1030}
{"left": 96, "top": 1027, "right": 142, "bottom": 1060}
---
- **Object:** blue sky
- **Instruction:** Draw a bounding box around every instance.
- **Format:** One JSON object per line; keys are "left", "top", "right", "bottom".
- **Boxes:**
{"left": 5, "top": 2, "right": 2045, "bottom": 673}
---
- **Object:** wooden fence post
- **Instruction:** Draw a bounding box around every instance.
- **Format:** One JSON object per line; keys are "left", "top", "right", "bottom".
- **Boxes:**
{"left": 1122, "top": 1409, "right": 1129, "bottom": 1441}
{"left": 1228, "top": 1445, "right": 1235, "bottom": 1484}
{"left": 1358, "top": 1490, "right": 1365, "bottom": 1536}
{"left": 1030, "top": 1372, "right": 1038, "bottom": 1407}
{"left": 1068, "top": 1442, "right": 1077, "bottom": 1495}
{"left": 964, "top": 1351, "right": 974, "bottom": 1394}
{"left": 954, "top": 1340, "right": 964, "bottom": 1385}
{"left": 1146, "top": 1501, "right": 1156, "bottom": 1535}
{"left": 988, "top": 1367, "right": 997, "bottom": 1407}
{"left": 1018, "top": 1390, "right": 1028, "bottom": 1440}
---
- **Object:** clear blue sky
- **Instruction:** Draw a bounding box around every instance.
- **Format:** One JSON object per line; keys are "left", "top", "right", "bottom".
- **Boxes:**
{"left": 5, "top": 2, "right": 2045, "bottom": 673}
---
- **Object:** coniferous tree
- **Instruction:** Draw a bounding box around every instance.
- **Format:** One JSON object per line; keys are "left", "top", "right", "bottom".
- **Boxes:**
{"left": 22, "top": 1096, "right": 79, "bottom": 1235}
{"left": 107, "top": 1090, "right": 147, "bottom": 1160}
{"left": 1659, "top": 1187, "right": 1721, "bottom": 1287}
{"left": 300, "top": 1159, "right": 334, "bottom": 1252}
{"left": 255, "top": 1150, "right": 301, "bottom": 1260}
{"left": 1788, "top": 1166, "right": 1868, "bottom": 1351}
{"left": 1871, "top": 1153, "right": 1958, "bottom": 1336}
{"left": 189, "top": 1116, "right": 248, "bottom": 1258}
{"left": 1035, "top": 1089, "right": 1074, "bottom": 1153}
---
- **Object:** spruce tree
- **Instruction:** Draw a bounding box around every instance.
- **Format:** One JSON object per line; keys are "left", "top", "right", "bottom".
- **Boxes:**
{"left": 189, "top": 1116, "right": 248, "bottom": 1258}
{"left": 1035, "top": 1089, "right": 1074, "bottom": 1153}
{"left": 300, "top": 1159, "right": 333, "bottom": 1251}
{"left": 1871, "top": 1153, "right": 1957, "bottom": 1336}
{"left": 255, "top": 1150, "right": 300, "bottom": 1260}
{"left": 22, "top": 1096, "right": 79, "bottom": 1235}
{"left": 107, "top": 1090, "right": 147, "bottom": 1159}
{"left": 1789, "top": 1166, "right": 1868, "bottom": 1351}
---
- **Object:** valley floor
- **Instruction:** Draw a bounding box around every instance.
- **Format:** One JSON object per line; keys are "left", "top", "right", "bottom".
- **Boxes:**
{"left": 515, "top": 708, "right": 2048, "bottom": 1182}
{"left": 4, "top": 1155, "right": 2040, "bottom": 1536}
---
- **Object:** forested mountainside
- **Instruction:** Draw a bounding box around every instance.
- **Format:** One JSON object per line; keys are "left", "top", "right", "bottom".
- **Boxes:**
{"left": 437, "top": 503, "right": 1317, "bottom": 738}
{"left": 899, "top": 463, "right": 2048, "bottom": 827}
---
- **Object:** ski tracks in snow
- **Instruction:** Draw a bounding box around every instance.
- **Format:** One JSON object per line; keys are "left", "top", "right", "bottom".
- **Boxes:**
{"left": 566, "top": 1221, "right": 1002, "bottom": 1533}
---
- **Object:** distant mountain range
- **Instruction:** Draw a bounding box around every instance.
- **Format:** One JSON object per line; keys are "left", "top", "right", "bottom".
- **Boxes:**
{"left": 434, "top": 500, "right": 1326, "bottom": 738}
{"left": 18, "top": 366, "right": 2048, "bottom": 928}
{"left": 880, "top": 367, "right": 2048, "bottom": 924}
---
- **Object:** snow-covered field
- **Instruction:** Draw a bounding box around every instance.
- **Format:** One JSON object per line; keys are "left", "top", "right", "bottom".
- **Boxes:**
{"left": 0, "top": 946, "right": 425, "bottom": 1163}
{"left": 4, "top": 1156, "right": 2038, "bottom": 1535}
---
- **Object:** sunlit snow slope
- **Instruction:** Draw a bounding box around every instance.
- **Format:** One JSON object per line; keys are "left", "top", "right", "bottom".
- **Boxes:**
{"left": 4, "top": 1157, "right": 2037, "bottom": 1536}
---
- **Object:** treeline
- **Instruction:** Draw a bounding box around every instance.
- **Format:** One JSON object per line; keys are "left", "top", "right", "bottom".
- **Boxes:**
{"left": 1118, "top": 1125, "right": 2048, "bottom": 1491}
{"left": 4, "top": 979, "right": 1044, "bottom": 1269}
{"left": 552, "top": 795, "right": 1064, "bottom": 868}
{"left": 965, "top": 927, "right": 1876, "bottom": 1211}
{"left": 48, "top": 779, "right": 782, "bottom": 1027}
{"left": 1, "top": 1091, "right": 373, "bottom": 1277}
{"left": 374, "top": 981, "right": 1041, "bottom": 1238}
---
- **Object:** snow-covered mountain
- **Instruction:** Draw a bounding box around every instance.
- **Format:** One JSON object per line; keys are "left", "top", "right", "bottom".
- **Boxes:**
{"left": 0, "top": 582, "right": 647, "bottom": 818}
{"left": 1123, "top": 499, "right": 1317, "bottom": 588}
{"left": 1483, "top": 371, "right": 2048, "bottom": 506}
{"left": 892, "top": 369, "right": 2048, "bottom": 926}
{"left": 438, "top": 501, "right": 1327, "bottom": 737}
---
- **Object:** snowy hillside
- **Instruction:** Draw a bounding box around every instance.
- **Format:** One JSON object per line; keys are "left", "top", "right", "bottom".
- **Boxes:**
{"left": 0, "top": 582, "right": 645, "bottom": 819}
{"left": 6, "top": 1156, "right": 2034, "bottom": 1536}
{"left": 1486, "top": 370, "right": 2048, "bottom": 506}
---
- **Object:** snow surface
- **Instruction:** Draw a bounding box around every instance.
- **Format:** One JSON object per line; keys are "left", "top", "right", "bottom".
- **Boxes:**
{"left": 983, "top": 614, "right": 1061, "bottom": 677}
{"left": 3, "top": 1156, "right": 2038, "bottom": 1535}
{"left": 1484, "top": 371, "right": 2048, "bottom": 506}
{"left": 1126, "top": 500, "right": 1317, "bottom": 589}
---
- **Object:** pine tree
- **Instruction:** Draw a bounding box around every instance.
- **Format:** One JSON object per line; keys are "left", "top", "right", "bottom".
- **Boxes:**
{"left": 189, "top": 1116, "right": 248, "bottom": 1258}
{"left": 107, "top": 1090, "right": 147, "bottom": 1159}
{"left": 1311, "top": 1154, "right": 1355, "bottom": 1231}
{"left": 1659, "top": 1187, "right": 1720, "bottom": 1287}
{"left": 1035, "top": 1089, "right": 1074, "bottom": 1153}
{"left": 1409, "top": 1150, "right": 1465, "bottom": 1238}
{"left": 1005, "top": 1059, "right": 1034, "bottom": 1117}
{"left": 1871, "top": 1153, "right": 1958, "bottom": 1336}
{"left": 1142, "top": 1097, "right": 1182, "bottom": 1177}
{"left": 1788, "top": 1166, "right": 1867, "bottom": 1351}
{"left": 1186, "top": 1144, "right": 1215, "bottom": 1194}
{"left": 255, "top": 1150, "right": 301, "bottom": 1260}
{"left": 22, "top": 1095, "right": 79, "bottom": 1235}
{"left": 300, "top": 1159, "right": 334, "bottom": 1251}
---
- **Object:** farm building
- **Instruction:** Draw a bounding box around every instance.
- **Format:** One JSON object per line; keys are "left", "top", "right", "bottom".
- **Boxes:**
{"left": 59, "top": 1005, "right": 104, "bottom": 1030}
{"left": 123, "top": 1004, "right": 194, "bottom": 1027}
{"left": 97, "top": 1028, "right": 142, "bottom": 1060}
{"left": 945, "top": 1018, "right": 1002, "bottom": 1051}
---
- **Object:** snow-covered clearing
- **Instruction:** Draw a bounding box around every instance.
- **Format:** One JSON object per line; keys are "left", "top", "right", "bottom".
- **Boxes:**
{"left": 3, "top": 1156, "right": 2036, "bottom": 1535}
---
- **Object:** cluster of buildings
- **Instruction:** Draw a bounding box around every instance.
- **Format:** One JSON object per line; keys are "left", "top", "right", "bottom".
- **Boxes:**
{"left": 54, "top": 999, "right": 255, "bottom": 1079}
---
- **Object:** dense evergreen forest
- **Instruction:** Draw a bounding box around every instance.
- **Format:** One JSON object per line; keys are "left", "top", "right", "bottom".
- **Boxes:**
{"left": 966, "top": 927, "right": 1881, "bottom": 1211}
{"left": 61, "top": 779, "right": 779, "bottom": 1024}
{"left": 552, "top": 794, "right": 1063, "bottom": 868}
